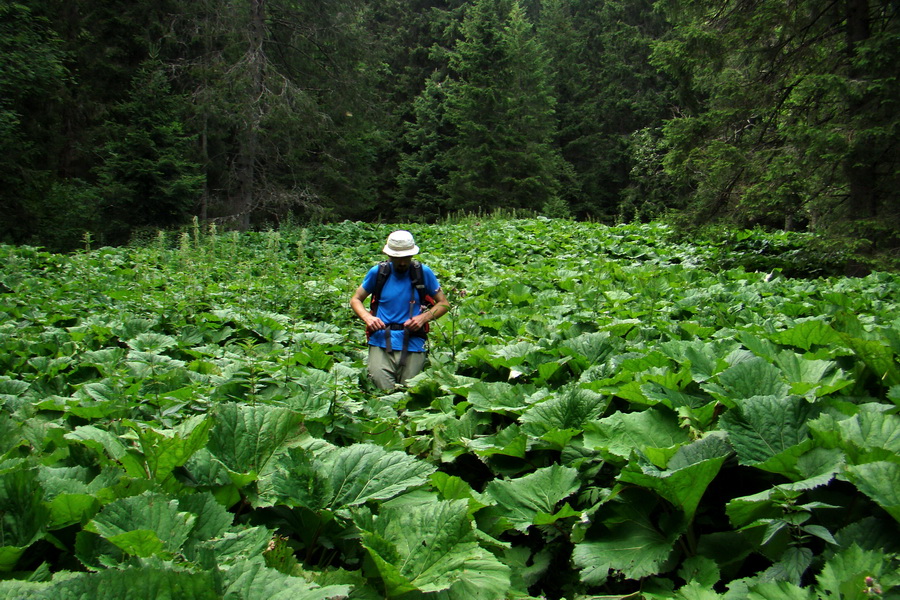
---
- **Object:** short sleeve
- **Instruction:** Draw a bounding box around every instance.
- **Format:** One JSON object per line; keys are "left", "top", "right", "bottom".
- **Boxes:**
{"left": 423, "top": 265, "right": 440, "bottom": 296}
{"left": 361, "top": 265, "right": 380, "bottom": 292}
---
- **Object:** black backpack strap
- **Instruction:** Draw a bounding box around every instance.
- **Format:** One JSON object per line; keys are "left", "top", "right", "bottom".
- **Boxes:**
{"left": 369, "top": 261, "right": 392, "bottom": 316}
{"left": 409, "top": 260, "right": 432, "bottom": 308}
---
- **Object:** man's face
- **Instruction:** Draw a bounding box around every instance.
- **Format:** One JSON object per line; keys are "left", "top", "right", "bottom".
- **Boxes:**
{"left": 391, "top": 256, "right": 412, "bottom": 273}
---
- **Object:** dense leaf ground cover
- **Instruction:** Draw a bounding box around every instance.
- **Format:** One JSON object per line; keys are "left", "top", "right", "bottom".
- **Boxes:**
{"left": 0, "top": 218, "right": 898, "bottom": 599}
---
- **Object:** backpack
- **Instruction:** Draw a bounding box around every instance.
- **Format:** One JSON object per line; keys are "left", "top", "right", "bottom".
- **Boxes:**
{"left": 369, "top": 260, "right": 435, "bottom": 329}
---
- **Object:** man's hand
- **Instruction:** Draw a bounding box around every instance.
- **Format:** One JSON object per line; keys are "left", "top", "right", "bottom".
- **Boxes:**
{"left": 404, "top": 313, "right": 429, "bottom": 332}
{"left": 365, "top": 315, "right": 386, "bottom": 334}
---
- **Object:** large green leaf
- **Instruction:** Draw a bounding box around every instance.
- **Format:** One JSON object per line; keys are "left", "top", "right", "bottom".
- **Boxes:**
{"left": 773, "top": 351, "right": 852, "bottom": 399}
{"left": 482, "top": 464, "right": 581, "bottom": 532}
{"left": 704, "top": 357, "right": 790, "bottom": 402}
{"left": 355, "top": 500, "right": 510, "bottom": 598}
{"left": 773, "top": 319, "right": 843, "bottom": 352}
{"left": 831, "top": 408, "right": 900, "bottom": 464}
{"left": 719, "top": 395, "right": 813, "bottom": 467}
{"left": 583, "top": 408, "right": 690, "bottom": 462}
{"left": 129, "top": 414, "right": 212, "bottom": 481}
{"left": 323, "top": 443, "right": 436, "bottom": 510}
{"left": 618, "top": 434, "right": 731, "bottom": 522}
{"left": 465, "top": 425, "right": 528, "bottom": 459}
{"left": 283, "top": 370, "right": 335, "bottom": 419}
{"left": 519, "top": 386, "right": 608, "bottom": 436}
{"left": 85, "top": 491, "right": 195, "bottom": 558}
{"left": 179, "top": 492, "right": 234, "bottom": 540}
{"left": 259, "top": 443, "right": 435, "bottom": 512}
{"left": 816, "top": 544, "right": 900, "bottom": 600}
{"left": 840, "top": 334, "right": 900, "bottom": 387}
{"left": 558, "top": 331, "right": 622, "bottom": 369}
{"left": 64, "top": 426, "right": 146, "bottom": 477}
{"left": 207, "top": 403, "right": 303, "bottom": 480}
{"left": 0, "top": 566, "right": 220, "bottom": 599}
{"left": 463, "top": 381, "right": 541, "bottom": 413}
{"left": 220, "top": 557, "right": 351, "bottom": 600}
{"left": 842, "top": 462, "right": 900, "bottom": 522}
{"left": 573, "top": 491, "right": 682, "bottom": 585}
{"left": 0, "top": 468, "right": 48, "bottom": 570}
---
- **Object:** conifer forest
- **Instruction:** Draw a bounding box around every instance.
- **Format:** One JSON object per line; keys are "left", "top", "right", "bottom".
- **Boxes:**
{"left": 1, "top": 0, "right": 898, "bottom": 261}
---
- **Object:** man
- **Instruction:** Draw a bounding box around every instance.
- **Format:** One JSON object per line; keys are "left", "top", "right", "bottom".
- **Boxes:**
{"left": 350, "top": 230, "right": 450, "bottom": 389}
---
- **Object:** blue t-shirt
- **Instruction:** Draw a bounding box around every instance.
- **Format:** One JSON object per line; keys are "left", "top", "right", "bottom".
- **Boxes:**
{"left": 362, "top": 262, "right": 441, "bottom": 353}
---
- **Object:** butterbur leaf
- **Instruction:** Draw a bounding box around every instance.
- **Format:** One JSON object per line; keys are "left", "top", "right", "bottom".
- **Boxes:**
{"left": 642, "top": 383, "right": 712, "bottom": 411}
{"left": 285, "top": 370, "right": 335, "bottom": 419}
{"left": 0, "top": 468, "right": 49, "bottom": 570}
{"left": 705, "top": 357, "right": 790, "bottom": 402}
{"left": 573, "top": 491, "right": 682, "bottom": 585}
{"left": 130, "top": 414, "right": 212, "bottom": 481}
{"left": 200, "top": 525, "right": 273, "bottom": 565}
{"left": 220, "top": 556, "right": 351, "bottom": 600}
{"left": 584, "top": 408, "right": 690, "bottom": 462}
{"left": 667, "top": 431, "right": 733, "bottom": 469}
{"left": 817, "top": 544, "right": 900, "bottom": 600}
{"left": 760, "top": 546, "right": 814, "bottom": 586}
{"left": 0, "top": 547, "right": 27, "bottom": 573}
{"left": 355, "top": 500, "right": 510, "bottom": 598}
{"left": 126, "top": 332, "right": 178, "bottom": 352}
{"left": 177, "top": 492, "right": 234, "bottom": 542}
{"left": 257, "top": 447, "right": 333, "bottom": 510}
{"left": 46, "top": 493, "right": 100, "bottom": 529}
{"left": 677, "top": 555, "right": 720, "bottom": 589}
{"left": 747, "top": 580, "right": 815, "bottom": 600}
{"left": 465, "top": 425, "right": 528, "bottom": 459}
{"left": 773, "top": 352, "right": 851, "bottom": 399}
{"left": 106, "top": 530, "right": 167, "bottom": 557}
{"left": 619, "top": 435, "right": 730, "bottom": 522}
{"left": 322, "top": 443, "right": 436, "bottom": 510}
{"left": 773, "top": 319, "right": 843, "bottom": 351}
{"left": 842, "top": 461, "right": 900, "bottom": 522}
{"left": 85, "top": 491, "right": 195, "bottom": 557}
{"left": 0, "top": 566, "right": 219, "bottom": 599}
{"left": 207, "top": 403, "right": 303, "bottom": 477}
{"left": 464, "top": 381, "right": 536, "bottom": 413}
{"left": 841, "top": 334, "right": 900, "bottom": 387}
{"left": 559, "top": 331, "right": 621, "bottom": 368}
{"left": 432, "top": 554, "right": 517, "bottom": 600}
{"left": 483, "top": 464, "right": 581, "bottom": 532}
{"left": 64, "top": 425, "right": 146, "bottom": 477}
{"left": 837, "top": 409, "right": 900, "bottom": 457}
{"left": 519, "top": 387, "right": 608, "bottom": 435}
{"left": 719, "top": 395, "right": 813, "bottom": 467}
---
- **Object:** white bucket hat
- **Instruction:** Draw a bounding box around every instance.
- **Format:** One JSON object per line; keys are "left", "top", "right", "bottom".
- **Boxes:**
{"left": 383, "top": 230, "right": 420, "bottom": 257}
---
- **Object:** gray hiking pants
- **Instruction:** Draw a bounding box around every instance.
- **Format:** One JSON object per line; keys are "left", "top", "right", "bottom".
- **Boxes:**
{"left": 367, "top": 346, "right": 426, "bottom": 390}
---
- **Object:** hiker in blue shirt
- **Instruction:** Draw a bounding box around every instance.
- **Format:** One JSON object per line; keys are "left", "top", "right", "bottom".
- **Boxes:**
{"left": 350, "top": 230, "right": 450, "bottom": 390}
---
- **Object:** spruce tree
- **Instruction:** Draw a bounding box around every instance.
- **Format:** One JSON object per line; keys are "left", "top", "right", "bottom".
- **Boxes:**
{"left": 397, "top": 71, "right": 454, "bottom": 220}
{"left": 95, "top": 59, "right": 203, "bottom": 243}
{"left": 438, "top": 0, "right": 569, "bottom": 215}
{"left": 540, "top": 0, "right": 674, "bottom": 221}
{"left": 653, "top": 0, "right": 900, "bottom": 247}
